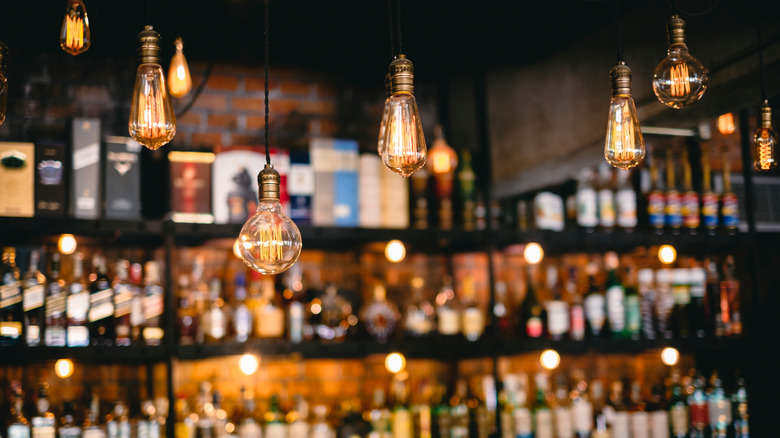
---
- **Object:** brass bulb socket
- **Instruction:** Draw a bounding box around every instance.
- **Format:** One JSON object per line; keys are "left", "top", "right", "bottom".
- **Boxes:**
{"left": 760, "top": 100, "right": 773, "bottom": 128}
{"left": 384, "top": 72, "right": 392, "bottom": 98}
{"left": 610, "top": 62, "right": 632, "bottom": 97}
{"left": 389, "top": 54, "right": 414, "bottom": 94}
{"left": 137, "top": 25, "right": 162, "bottom": 65}
{"left": 667, "top": 15, "right": 687, "bottom": 46}
{"left": 0, "top": 42, "right": 7, "bottom": 76}
{"left": 174, "top": 37, "right": 184, "bottom": 52}
{"left": 257, "top": 163, "right": 281, "bottom": 201}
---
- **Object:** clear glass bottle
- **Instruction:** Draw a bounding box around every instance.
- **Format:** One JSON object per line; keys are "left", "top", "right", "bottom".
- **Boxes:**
{"left": 628, "top": 381, "right": 649, "bottom": 438}
{"left": 23, "top": 250, "right": 46, "bottom": 346}
{"left": 583, "top": 263, "right": 606, "bottom": 338}
{"left": 283, "top": 265, "right": 306, "bottom": 344}
{"left": 493, "top": 280, "right": 514, "bottom": 337}
{"left": 1, "top": 247, "right": 24, "bottom": 345}
{"left": 177, "top": 274, "right": 198, "bottom": 345}
{"left": 204, "top": 278, "right": 227, "bottom": 343}
{"left": 646, "top": 382, "right": 669, "bottom": 438}
{"left": 237, "top": 387, "right": 261, "bottom": 438}
{"left": 576, "top": 168, "right": 598, "bottom": 232}
{"left": 310, "top": 405, "right": 333, "bottom": 438}
{"left": 565, "top": 267, "right": 585, "bottom": 341}
{"left": 82, "top": 394, "right": 107, "bottom": 438}
{"left": 113, "top": 260, "right": 133, "bottom": 346}
{"left": 286, "top": 394, "right": 308, "bottom": 438}
{"left": 59, "top": 402, "right": 82, "bottom": 438}
{"left": 31, "top": 384, "right": 55, "bottom": 438}
{"left": 520, "top": 267, "right": 544, "bottom": 339}
{"left": 668, "top": 371, "right": 689, "bottom": 438}
{"left": 449, "top": 381, "right": 469, "bottom": 438}
{"left": 7, "top": 380, "right": 30, "bottom": 438}
{"left": 510, "top": 374, "right": 532, "bottom": 438}
{"left": 597, "top": 163, "right": 616, "bottom": 232}
{"left": 142, "top": 261, "right": 165, "bottom": 345}
{"left": 44, "top": 253, "right": 67, "bottom": 347}
{"left": 195, "top": 382, "right": 216, "bottom": 438}
{"left": 570, "top": 371, "right": 593, "bottom": 438}
{"left": 435, "top": 276, "right": 460, "bottom": 338}
{"left": 404, "top": 276, "right": 436, "bottom": 338}
{"left": 66, "top": 252, "right": 90, "bottom": 347}
{"left": 552, "top": 375, "right": 573, "bottom": 438}
{"left": 231, "top": 273, "right": 253, "bottom": 343}
{"left": 361, "top": 284, "right": 400, "bottom": 343}
{"left": 615, "top": 170, "right": 637, "bottom": 232}
{"left": 460, "top": 274, "right": 484, "bottom": 342}
{"left": 606, "top": 380, "right": 629, "bottom": 438}
{"left": 590, "top": 381, "right": 609, "bottom": 438}
{"left": 314, "top": 284, "right": 351, "bottom": 343}
{"left": 604, "top": 253, "right": 626, "bottom": 338}
{"left": 545, "top": 266, "right": 569, "bottom": 341}
{"left": 88, "top": 254, "right": 115, "bottom": 346}
{"left": 707, "top": 373, "right": 731, "bottom": 438}
{"left": 688, "top": 374, "right": 708, "bottom": 438}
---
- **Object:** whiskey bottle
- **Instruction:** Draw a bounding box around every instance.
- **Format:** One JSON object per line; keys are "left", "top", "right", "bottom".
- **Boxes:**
{"left": 23, "top": 250, "right": 47, "bottom": 346}
{"left": 458, "top": 151, "right": 477, "bottom": 231}
{"left": 176, "top": 274, "right": 198, "bottom": 345}
{"left": 590, "top": 381, "right": 609, "bottom": 438}
{"left": 129, "top": 263, "right": 145, "bottom": 345}
{"left": 283, "top": 267, "right": 306, "bottom": 344}
{"left": 263, "top": 396, "right": 287, "bottom": 438}
{"left": 1, "top": 247, "right": 24, "bottom": 345}
{"left": 597, "top": 162, "right": 616, "bottom": 232}
{"left": 664, "top": 149, "right": 683, "bottom": 234}
{"left": 435, "top": 276, "right": 460, "bottom": 338}
{"left": 237, "top": 387, "right": 261, "bottom": 438}
{"left": 88, "top": 254, "right": 115, "bottom": 346}
{"left": 231, "top": 272, "right": 253, "bottom": 343}
{"left": 680, "top": 148, "right": 700, "bottom": 234}
{"left": 66, "top": 253, "right": 90, "bottom": 347}
{"left": 700, "top": 146, "right": 719, "bottom": 234}
{"left": 646, "top": 157, "right": 666, "bottom": 234}
{"left": 113, "top": 260, "right": 133, "bottom": 346}
{"left": 44, "top": 253, "right": 67, "bottom": 347}
{"left": 669, "top": 371, "right": 689, "bottom": 438}
{"left": 82, "top": 394, "right": 107, "bottom": 438}
{"left": 520, "top": 266, "right": 544, "bottom": 339}
{"left": 404, "top": 276, "right": 436, "bottom": 338}
{"left": 606, "top": 380, "right": 629, "bottom": 438}
{"left": 576, "top": 168, "right": 598, "bottom": 232}
{"left": 7, "top": 380, "right": 30, "bottom": 438}
{"left": 623, "top": 266, "right": 641, "bottom": 340}
{"left": 670, "top": 269, "right": 691, "bottom": 338}
{"left": 545, "top": 266, "right": 569, "bottom": 341}
{"left": 59, "top": 402, "right": 82, "bottom": 438}
{"left": 583, "top": 263, "right": 606, "bottom": 338}
{"left": 195, "top": 383, "right": 216, "bottom": 438}
{"left": 203, "top": 278, "right": 227, "bottom": 343}
{"left": 604, "top": 253, "right": 626, "bottom": 338}
{"left": 449, "top": 381, "right": 469, "bottom": 438}
{"left": 615, "top": 170, "right": 637, "bottom": 232}
{"left": 720, "top": 147, "right": 739, "bottom": 234}
{"left": 707, "top": 373, "right": 731, "bottom": 438}
{"left": 628, "top": 381, "right": 648, "bottom": 438}
{"left": 142, "top": 261, "right": 165, "bottom": 345}
{"left": 460, "top": 274, "right": 484, "bottom": 342}
{"left": 106, "top": 402, "right": 131, "bottom": 438}
{"left": 30, "top": 384, "right": 55, "bottom": 438}
{"left": 361, "top": 284, "right": 400, "bottom": 343}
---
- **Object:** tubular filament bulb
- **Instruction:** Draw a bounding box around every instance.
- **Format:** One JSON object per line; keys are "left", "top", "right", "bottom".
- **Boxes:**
{"left": 60, "top": 1, "right": 90, "bottom": 55}
{"left": 669, "top": 63, "right": 691, "bottom": 97}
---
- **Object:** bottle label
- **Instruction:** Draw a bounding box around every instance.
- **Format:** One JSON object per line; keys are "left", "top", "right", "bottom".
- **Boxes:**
{"left": 8, "top": 424, "right": 31, "bottom": 438}
{"left": 534, "top": 409, "right": 554, "bottom": 438}
{"left": 513, "top": 407, "right": 532, "bottom": 435}
{"left": 1, "top": 280, "right": 22, "bottom": 308}
{"left": 665, "top": 190, "right": 683, "bottom": 227}
{"left": 702, "top": 192, "right": 719, "bottom": 228}
{"left": 257, "top": 307, "right": 285, "bottom": 338}
{"left": 689, "top": 402, "right": 708, "bottom": 428}
{"left": 546, "top": 301, "right": 569, "bottom": 336}
{"left": 570, "top": 305, "right": 585, "bottom": 340}
{"left": 625, "top": 295, "right": 641, "bottom": 333}
{"left": 722, "top": 193, "right": 739, "bottom": 229}
{"left": 670, "top": 405, "right": 689, "bottom": 434}
{"left": 130, "top": 295, "right": 145, "bottom": 327}
{"left": 437, "top": 307, "right": 460, "bottom": 335}
{"left": 143, "top": 286, "right": 164, "bottom": 319}
{"left": 650, "top": 411, "right": 670, "bottom": 438}
{"left": 648, "top": 191, "right": 665, "bottom": 228}
{"left": 584, "top": 294, "right": 605, "bottom": 332}
{"left": 234, "top": 306, "right": 253, "bottom": 340}
{"left": 616, "top": 188, "right": 637, "bottom": 228}
{"left": 576, "top": 188, "right": 598, "bottom": 227}
{"left": 606, "top": 285, "right": 625, "bottom": 332}
{"left": 45, "top": 327, "right": 66, "bottom": 347}
{"left": 462, "top": 307, "right": 485, "bottom": 340}
{"left": 45, "top": 292, "right": 66, "bottom": 317}
{"left": 113, "top": 285, "right": 133, "bottom": 317}
{"left": 0, "top": 321, "right": 22, "bottom": 339}
{"left": 526, "top": 316, "right": 543, "bottom": 338}
{"left": 553, "top": 406, "right": 573, "bottom": 438}
{"left": 67, "top": 325, "right": 89, "bottom": 347}
{"left": 571, "top": 399, "right": 593, "bottom": 433}
{"left": 288, "top": 301, "right": 304, "bottom": 343}
{"left": 67, "top": 290, "right": 89, "bottom": 319}
{"left": 265, "top": 424, "right": 287, "bottom": 438}
{"left": 630, "top": 411, "right": 649, "bottom": 438}
{"left": 88, "top": 287, "right": 114, "bottom": 322}
{"left": 143, "top": 327, "right": 164, "bottom": 341}
{"left": 708, "top": 398, "right": 732, "bottom": 428}
{"left": 672, "top": 284, "right": 691, "bottom": 305}
{"left": 598, "top": 189, "right": 616, "bottom": 227}
{"left": 611, "top": 412, "right": 630, "bottom": 438}
{"left": 682, "top": 191, "right": 700, "bottom": 229}
{"left": 23, "top": 285, "right": 45, "bottom": 311}
{"left": 26, "top": 325, "right": 40, "bottom": 345}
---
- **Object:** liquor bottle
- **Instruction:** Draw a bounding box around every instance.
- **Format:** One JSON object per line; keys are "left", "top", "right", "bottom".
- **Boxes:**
{"left": 283, "top": 266, "right": 305, "bottom": 344}
{"left": 106, "top": 402, "right": 131, "bottom": 438}
{"left": 31, "top": 384, "right": 55, "bottom": 438}
{"left": 669, "top": 374, "right": 688, "bottom": 438}
{"left": 362, "top": 284, "right": 400, "bottom": 343}
{"left": 689, "top": 266, "right": 707, "bottom": 338}
{"left": 83, "top": 394, "right": 107, "bottom": 438}
{"left": 565, "top": 267, "right": 585, "bottom": 341}
{"left": 552, "top": 375, "right": 573, "bottom": 438}
{"left": 615, "top": 170, "right": 637, "bottom": 232}
{"left": 721, "top": 256, "right": 742, "bottom": 336}
{"left": 606, "top": 380, "right": 629, "bottom": 438}
{"left": 449, "top": 381, "right": 469, "bottom": 438}
{"left": 113, "top": 260, "right": 133, "bottom": 346}
{"left": 647, "top": 157, "right": 666, "bottom": 234}
{"left": 583, "top": 263, "right": 606, "bottom": 338}
{"left": 458, "top": 151, "right": 477, "bottom": 231}
{"left": 177, "top": 274, "right": 198, "bottom": 345}
{"left": 688, "top": 375, "right": 709, "bottom": 438}
{"left": 44, "top": 253, "right": 67, "bottom": 347}
{"left": 670, "top": 269, "right": 691, "bottom": 338}
{"left": 255, "top": 277, "right": 284, "bottom": 339}
{"left": 22, "top": 250, "right": 46, "bottom": 346}
{"left": 731, "top": 378, "right": 749, "bottom": 438}
{"left": 204, "top": 278, "right": 227, "bottom": 343}
{"left": 367, "top": 388, "right": 392, "bottom": 438}
{"left": 597, "top": 163, "right": 616, "bottom": 232}
{"left": 720, "top": 147, "right": 739, "bottom": 234}
{"left": 212, "top": 392, "right": 228, "bottom": 438}
{"left": 655, "top": 269, "right": 674, "bottom": 340}
{"left": 628, "top": 381, "right": 648, "bottom": 438}
{"left": 576, "top": 168, "right": 598, "bottom": 232}
{"left": 1, "top": 247, "right": 24, "bottom": 345}
{"left": 545, "top": 266, "right": 569, "bottom": 341}
{"left": 590, "top": 380, "right": 609, "bottom": 438}
{"left": 520, "top": 267, "right": 544, "bottom": 339}
{"left": 142, "top": 261, "right": 164, "bottom": 345}
{"left": 231, "top": 273, "right": 253, "bottom": 343}
{"left": 680, "top": 148, "right": 700, "bottom": 234}
{"left": 570, "top": 370, "right": 593, "bottom": 438}
{"left": 287, "top": 394, "right": 309, "bottom": 438}
{"left": 404, "top": 276, "right": 436, "bottom": 338}
{"left": 604, "top": 253, "right": 625, "bottom": 338}
{"left": 707, "top": 373, "right": 731, "bottom": 438}
{"left": 532, "top": 373, "right": 554, "bottom": 438}
{"left": 391, "top": 379, "right": 412, "bottom": 438}
{"left": 700, "top": 146, "right": 718, "bottom": 234}
{"left": 137, "top": 400, "right": 161, "bottom": 438}
{"left": 7, "top": 381, "right": 30, "bottom": 438}
{"left": 500, "top": 376, "right": 517, "bottom": 438}
{"left": 460, "top": 274, "right": 484, "bottom": 342}
{"left": 129, "top": 263, "right": 145, "bottom": 345}
{"left": 512, "top": 374, "right": 533, "bottom": 438}
{"left": 646, "top": 383, "right": 669, "bottom": 438}
{"left": 623, "top": 266, "right": 641, "bottom": 340}
{"left": 66, "top": 253, "right": 90, "bottom": 347}
{"left": 190, "top": 256, "right": 208, "bottom": 344}
{"left": 664, "top": 149, "right": 683, "bottom": 235}
{"left": 410, "top": 164, "right": 429, "bottom": 229}
{"left": 59, "top": 402, "right": 82, "bottom": 438}
{"left": 309, "top": 405, "right": 333, "bottom": 438}
{"left": 88, "top": 254, "right": 115, "bottom": 346}
{"left": 435, "top": 276, "right": 460, "bottom": 338}
{"left": 195, "top": 383, "right": 216, "bottom": 438}
{"left": 475, "top": 194, "right": 487, "bottom": 230}
{"left": 174, "top": 396, "right": 195, "bottom": 438}
{"left": 637, "top": 268, "right": 657, "bottom": 340}
{"left": 263, "top": 396, "right": 287, "bottom": 438}
{"left": 315, "top": 284, "right": 351, "bottom": 343}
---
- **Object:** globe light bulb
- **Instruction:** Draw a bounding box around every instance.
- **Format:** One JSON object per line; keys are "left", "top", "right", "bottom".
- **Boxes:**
{"left": 168, "top": 37, "right": 193, "bottom": 98}
{"left": 605, "top": 62, "right": 645, "bottom": 170}
{"left": 129, "top": 26, "right": 176, "bottom": 151}
{"left": 428, "top": 125, "right": 458, "bottom": 175}
{"left": 60, "top": 0, "right": 90, "bottom": 55}
{"left": 238, "top": 164, "right": 302, "bottom": 275}
{"left": 379, "top": 55, "right": 427, "bottom": 177}
{"left": 652, "top": 16, "right": 708, "bottom": 109}
{"left": 0, "top": 43, "right": 7, "bottom": 127}
{"left": 754, "top": 100, "right": 778, "bottom": 171}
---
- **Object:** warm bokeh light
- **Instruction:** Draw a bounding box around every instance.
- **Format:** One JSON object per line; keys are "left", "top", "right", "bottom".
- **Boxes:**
{"left": 55, "top": 359, "right": 74, "bottom": 378}
{"left": 661, "top": 347, "right": 680, "bottom": 366}
{"left": 523, "top": 242, "right": 544, "bottom": 265}
{"left": 540, "top": 349, "right": 561, "bottom": 370}
{"left": 385, "top": 240, "right": 406, "bottom": 263}
{"left": 385, "top": 352, "right": 406, "bottom": 374}
{"left": 658, "top": 245, "right": 677, "bottom": 265}
{"left": 238, "top": 354, "right": 259, "bottom": 375}
{"left": 58, "top": 234, "right": 77, "bottom": 255}
{"left": 718, "top": 113, "right": 735, "bottom": 135}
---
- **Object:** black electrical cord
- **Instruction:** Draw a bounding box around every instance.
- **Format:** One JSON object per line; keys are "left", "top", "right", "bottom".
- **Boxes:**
{"left": 757, "top": 21, "right": 767, "bottom": 101}
{"left": 173, "top": 60, "right": 214, "bottom": 120}
{"left": 387, "top": 0, "right": 395, "bottom": 59}
{"left": 264, "top": 0, "right": 271, "bottom": 165}
{"left": 613, "top": 0, "right": 624, "bottom": 63}
{"left": 147, "top": 0, "right": 152, "bottom": 24}
{"left": 396, "top": 0, "right": 403, "bottom": 56}
{"left": 667, "top": 0, "right": 721, "bottom": 17}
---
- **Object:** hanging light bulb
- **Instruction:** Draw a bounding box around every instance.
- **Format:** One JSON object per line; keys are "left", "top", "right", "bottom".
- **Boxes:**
{"left": 238, "top": 164, "right": 302, "bottom": 275}
{"left": 754, "top": 100, "right": 778, "bottom": 171}
{"left": 428, "top": 125, "right": 458, "bottom": 175}
{"left": 168, "top": 37, "right": 193, "bottom": 98}
{"left": 652, "top": 15, "right": 708, "bottom": 109}
{"left": 379, "top": 55, "right": 427, "bottom": 177}
{"left": 0, "top": 43, "right": 7, "bottom": 127}
{"left": 605, "top": 62, "right": 645, "bottom": 170}
{"left": 60, "top": 0, "right": 90, "bottom": 55}
{"left": 129, "top": 26, "right": 176, "bottom": 151}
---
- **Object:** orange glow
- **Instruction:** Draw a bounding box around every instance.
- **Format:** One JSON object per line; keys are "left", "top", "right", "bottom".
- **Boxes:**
{"left": 717, "top": 113, "right": 735, "bottom": 135}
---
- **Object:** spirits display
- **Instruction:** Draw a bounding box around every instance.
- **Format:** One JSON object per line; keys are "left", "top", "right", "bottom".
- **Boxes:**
{"left": 22, "top": 250, "right": 46, "bottom": 346}
{"left": 44, "top": 253, "right": 66, "bottom": 347}
{"left": 30, "top": 384, "right": 55, "bottom": 438}
{"left": 88, "top": 254, "right": 115, "bottom": 346}
{"left": 66, "top": 253, "right": 90, "bottom": 347}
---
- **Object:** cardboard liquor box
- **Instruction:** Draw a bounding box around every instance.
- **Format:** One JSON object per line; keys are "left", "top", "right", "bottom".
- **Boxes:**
{"left": 311, "top": 138, "right": 336, "bottom": 226}
{"left": 381, "top": 165, "right": 409, "bottom": 228}
{"left": 358, "top": 153, "right": 382, "bottom": 228}
{"left": 103, "top": 137, "right": 142, "bottom": 220}
{"left": 212, "top": 146, "right": 289, "bottom": 224}
{"left": 0, "top": 142, "right": 35, "bottom": 217}
{"left": 168, "top": 151, "right": 215, "bottom": 223}
{"left": 34, "top": 141, "right": 68, "bottom": 217}
{"left": 288, "top": 150, "right": 314, "bottom": 225}
{"left": 332, "top": 139, "right": 359, "bottom": 227}
{"left": 71, "top": 118, "right": 101, "bottom": 219}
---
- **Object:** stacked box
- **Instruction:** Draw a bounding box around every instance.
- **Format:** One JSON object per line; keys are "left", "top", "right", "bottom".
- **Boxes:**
{"left": 0, "top": 142, "right": 35, "bottom": 217}
{"left": 34, "top": 141, "right": 67, "bottom": 217}
{"left": 103, "top": 137, "right": 142, "bottom": 219}
{"left": 169, "top": 151, "right": 215, "bottom": 223}
{"left": 289, "top": 151, "right": 314, "bottom": 225}
{"left": 332, "top": 140, "right": 359, "bottom": 227}
{"left": 71, "top": 118, "right": 101, "bottom": 219}
{"left": 358, "top": 154, "right": 382, "bottom": 228}
{"left": 381, "top": 165, "right": 409, "bottom": 228}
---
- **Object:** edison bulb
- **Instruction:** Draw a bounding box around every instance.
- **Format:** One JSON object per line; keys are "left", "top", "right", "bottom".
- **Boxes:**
{"left": 238, "top": 164, "right": 302, "bottom": 275}
{"left": 754, "top": 101, "right": 778, "bottom": 171}
{"left": 168, "top": 37, "right": 192, "bottom": 98}
{"left": 60, "top": 0, "right": 90, "bottom": 55}
{"left": 380, "top": 55, "right": 427, "bottom": 177}
{"left": 605, "top": 62, "right": 645, "bottom": 170}
{"left": 129, "top": 26, "right": 176, "bottom": 151}
{"left": 428, "top": 125, "right": 458, "bottom": 175}
{"left": 652, "top": 16, "right": 707, "bottom": 109}
{"left": 0, "top": 43, "right": 7, "bottom": 127}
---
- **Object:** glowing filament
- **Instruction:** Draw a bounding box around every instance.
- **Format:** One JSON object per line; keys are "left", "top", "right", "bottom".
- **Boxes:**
{"left": 669, "top": 63, "right": 691, "bottom": 97}
{"left": 757, "top": 132, "right": 775, "bottom": 170}
{"left": 60, "top": 1, "right": 90, "bottom": 56}
{"left": 66, "top": 16, "right": 84, "bottom": 50}
{"left": 257, "top": 224, "right": 284, "bottom": 262}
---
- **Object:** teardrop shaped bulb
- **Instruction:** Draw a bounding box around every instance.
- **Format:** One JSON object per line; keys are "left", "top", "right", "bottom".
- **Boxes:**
{"left": 129, "top": 64, "right": 177, "bottom": 150}
{"left": 168, "top": 38, "right": 192, "bottom": 98}
{"left": 605, "top": 96, "right": 645, "bottom": 170}
{"left": 60, "top": 0, "right": 90, "bottom": 56}
{"left": 380, "top": 93, "right": 427, "bottom": 177}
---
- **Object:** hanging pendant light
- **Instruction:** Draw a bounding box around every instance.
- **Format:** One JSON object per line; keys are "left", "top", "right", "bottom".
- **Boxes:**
{"left": 60, "top": 0, "right": 90, "bottom": 55}
{"left": 652, "top": 14, "right": 708, "bottom": 109}
{"left": 753, "top": 24, "right": 777, "bottom": 172}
